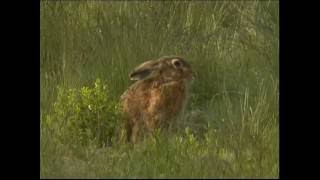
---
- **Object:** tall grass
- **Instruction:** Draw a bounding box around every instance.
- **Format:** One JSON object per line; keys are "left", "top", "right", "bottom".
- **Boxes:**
{"left": 40, "top": 0, "right": 279, "bottom": 178}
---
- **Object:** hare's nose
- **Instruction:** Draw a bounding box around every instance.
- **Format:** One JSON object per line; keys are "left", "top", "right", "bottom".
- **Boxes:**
{"left": 191, "top": 70, "right": 196, "bottom": 80}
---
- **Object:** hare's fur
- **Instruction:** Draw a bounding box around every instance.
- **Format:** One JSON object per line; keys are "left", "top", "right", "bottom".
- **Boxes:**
{"left": 121, "top": 56, "right": 194, "bottom": 143}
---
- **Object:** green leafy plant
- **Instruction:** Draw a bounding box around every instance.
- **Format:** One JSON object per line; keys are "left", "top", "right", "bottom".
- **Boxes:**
{"left": 49, "top": 79, "right": 122, "bottom": 147}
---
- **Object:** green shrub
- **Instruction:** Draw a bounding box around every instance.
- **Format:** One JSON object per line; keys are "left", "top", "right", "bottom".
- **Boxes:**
{"left": 48, "top": 79, "right": 122, "bottom": 147}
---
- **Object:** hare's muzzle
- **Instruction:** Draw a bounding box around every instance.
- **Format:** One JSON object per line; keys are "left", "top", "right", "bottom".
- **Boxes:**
{"left": 192, "top": 70, "right": 196, "bottom": 80}
{"left": 188, "top": 69, "right": 195, "bottom": 81}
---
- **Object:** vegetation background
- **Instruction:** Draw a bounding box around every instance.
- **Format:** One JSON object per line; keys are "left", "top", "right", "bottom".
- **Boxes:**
{"left": 40, "top": 0, "right": 279, "bottom": 178}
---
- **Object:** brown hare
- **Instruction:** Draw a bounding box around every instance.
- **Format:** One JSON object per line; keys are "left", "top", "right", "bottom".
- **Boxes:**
{"left": 120, "top": 56, "right": 194, "bottom": 143}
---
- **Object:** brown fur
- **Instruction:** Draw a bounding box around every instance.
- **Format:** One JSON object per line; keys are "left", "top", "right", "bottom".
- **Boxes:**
{"left": 120, "top": 56, "right": 194, "bottom": 143}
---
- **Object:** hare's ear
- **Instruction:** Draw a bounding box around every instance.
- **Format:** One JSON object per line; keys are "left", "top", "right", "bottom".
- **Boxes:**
{"left": 129, "top": 60, "right": 158, "bottom": 81}
{"left": 129, "top": 69, "right": 152, "bottom": 80}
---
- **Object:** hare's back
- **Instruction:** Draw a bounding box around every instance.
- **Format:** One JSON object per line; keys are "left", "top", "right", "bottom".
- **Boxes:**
{"left": 121, "top": 80, "right": 152, "bottom": 112}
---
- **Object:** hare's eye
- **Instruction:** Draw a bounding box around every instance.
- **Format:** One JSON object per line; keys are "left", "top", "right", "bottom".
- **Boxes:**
{"left": 172, "top": 60, "right": 181, "bottom": 67}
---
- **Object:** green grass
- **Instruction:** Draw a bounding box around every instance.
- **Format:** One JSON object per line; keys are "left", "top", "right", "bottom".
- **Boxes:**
{"left": 40, "top": 0, "right": 279, "bottom": 178}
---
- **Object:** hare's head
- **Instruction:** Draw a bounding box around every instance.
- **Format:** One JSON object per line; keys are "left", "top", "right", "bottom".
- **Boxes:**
{"left": 129, "top": 56, "right": 194, "bottom": 84}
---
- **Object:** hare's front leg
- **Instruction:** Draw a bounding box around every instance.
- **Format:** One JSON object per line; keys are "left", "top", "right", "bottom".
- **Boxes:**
{"left": 130, "top": 122, "right": 139, "bottom": 143}
{"left": 145, "top": 112, "right": 164, "bottom": 138}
